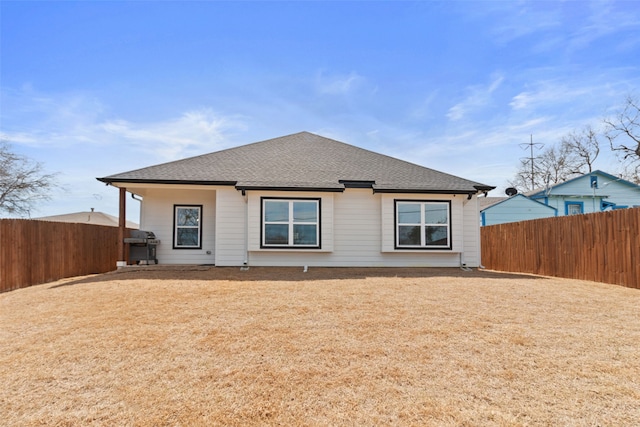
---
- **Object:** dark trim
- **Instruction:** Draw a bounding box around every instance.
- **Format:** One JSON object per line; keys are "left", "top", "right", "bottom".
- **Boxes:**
{"left": 97, "top": 178, "right": 236, "bottom": 186}
{"left": 393, "top": 199, "right": 452, "bottom": 251}
{"left": 260, "top": 197, "right": 322, "bottom": 249}
{"left": 96, "top": 177, "right": 496, "bottom": 196}
{"left": 474, "top": 185, "right": 496, "bottom": 192}
{"left": 173, "top": 204, "right": 203, "bottom": 249}
{"left": 374, "top": 188, "right": 475, "bottom": 195}
{"left": 339, "top": 180, "right": 375, "bottom": 189}
{"left": 237, "top": 185, "right": 343, "bottom": 193}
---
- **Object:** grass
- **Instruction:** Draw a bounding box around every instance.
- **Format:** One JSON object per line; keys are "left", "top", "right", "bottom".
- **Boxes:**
{"left": 1, "top": 267, "right": 639, "bottom": 426}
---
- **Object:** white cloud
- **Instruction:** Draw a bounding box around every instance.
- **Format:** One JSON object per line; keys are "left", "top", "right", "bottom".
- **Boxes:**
{"left": 484, "top": 1, "right": 562, "bottom": 44}
{"left": 508, "top": 78, "right": 631, "bottom": 112}
{"left": 567, "top": 0, "right": 640, "bottom": 52}
{"left": 1, "top": 88, "right": 246, "bottom": 162}
{"left": 447, "top": 74, "right": 504, "bottom": 121}
{"left": 100, "top": 110, "right": 245, "bottom": 160}
{"left": 408, "top": 91, "right": 439, "bottom": 121}
{"left": 479, "top": 0, "right": 640, "bottom": 55}
{"left": 315, "top": 70, "right": 364, "bottom": 95}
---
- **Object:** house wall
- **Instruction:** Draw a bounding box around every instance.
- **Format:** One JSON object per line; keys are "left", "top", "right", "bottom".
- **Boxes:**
{"left": 540, "top": 195, "right": 600, "bottom": 215}
{"left": 135, "top": 186, "right": 483, "bottom": 267}
{"left": 214, "top": 188, "right": 247, "bottom": 266}
{"left": 535, "top": 174, "right": 640, "bottom": 215}
{"left": 245, "top": 190, "right": 474, "bottom": 268}
{"left": 541, "top": 176, "right": 604, "bottom": 215}
{"left": 481, "top": 195, "right": 556, "bottom": 226}
{"left": 595, "top": 179, "right": 640, "bottom": 208}
{"left": 462, "top": 195, "right": 481, "bottom": 267}
{"left": 138, "top": 188, "right": 217, "bottom": 265}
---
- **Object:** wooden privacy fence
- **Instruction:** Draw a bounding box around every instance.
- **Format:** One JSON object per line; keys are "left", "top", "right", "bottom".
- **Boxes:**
{"left": 0, "top": 219, "right": 126, "bottom": 293}
{"left": 481, "top": 208, "right": 640, "bottom": 289}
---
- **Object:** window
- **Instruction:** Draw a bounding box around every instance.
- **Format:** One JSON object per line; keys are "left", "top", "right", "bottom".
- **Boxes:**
{"left": 262, "top": 198, "right": 320, "bottom": 248}
{"left": 395, "top": 200, "right": 451, "bottom": 249}
{"left": 173, "top": 205, "right": 202, "bottom": 249}
{"left": 565, "top": 202, "right": 583, "bottom": 216}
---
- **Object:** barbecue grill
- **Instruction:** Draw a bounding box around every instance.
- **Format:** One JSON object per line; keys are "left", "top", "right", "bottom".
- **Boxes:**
{"left": 124, "top": 230, "right": 160, "bottom": 265}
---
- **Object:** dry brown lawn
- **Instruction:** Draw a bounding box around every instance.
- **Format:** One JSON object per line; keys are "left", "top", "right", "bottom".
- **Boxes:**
{"left": 1, "top": 267, "right": 639, "bottom": 426}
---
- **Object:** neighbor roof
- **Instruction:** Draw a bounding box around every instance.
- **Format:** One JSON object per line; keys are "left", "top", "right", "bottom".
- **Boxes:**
{"left": 98, "top": 132, "right": 494, "bottom": 194}
{"left": 479, "top": 194, "right": 557, "bottom": 213}
{"left": 35, "top": 211, "right": 139, "bottom": 228}
{"left": 477, "top": 196, "right": 507, "bottom": 210}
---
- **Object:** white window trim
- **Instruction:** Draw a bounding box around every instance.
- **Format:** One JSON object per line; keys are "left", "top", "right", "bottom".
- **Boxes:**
{"left": 395, "top": 200, "right": 451, "bottom": 250}
{"left": 173, "top": 205, "right": 202, "bottom": 249}
{"left": 261, "top": 198, "right": 320, "bottom": 249}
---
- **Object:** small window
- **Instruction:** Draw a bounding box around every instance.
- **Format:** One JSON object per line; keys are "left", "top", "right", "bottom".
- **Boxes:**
{"left": 395, "top": 200, "right": 451, "bottom": 249}
{"left": 173, "top": 205, "right": 202, "bottom": 249}
{"left": 565, "top": 202, "right": 583, "bottom": 216}
{"left": 262, "top": 198, "right": 320, "bottom": 248}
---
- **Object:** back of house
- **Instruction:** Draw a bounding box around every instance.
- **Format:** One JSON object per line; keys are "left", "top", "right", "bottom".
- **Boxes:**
{"left": 98, "top": 132, "right": 494, "bottom": 268}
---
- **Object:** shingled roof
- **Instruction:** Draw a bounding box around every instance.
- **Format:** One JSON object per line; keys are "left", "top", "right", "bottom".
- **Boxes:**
{"left": 98, "top": 132, "right": 494, "bottom": 194}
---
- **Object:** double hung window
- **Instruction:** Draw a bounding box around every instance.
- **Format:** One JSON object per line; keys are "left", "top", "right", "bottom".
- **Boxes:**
{"left": 262, "top": 198, "right": 320, "bottom": 248}
{"left": 395, "top": 200, "right": 451, "bottom": 249}
{"left": 173, "top": 205, "right": 202, "bottom": 249}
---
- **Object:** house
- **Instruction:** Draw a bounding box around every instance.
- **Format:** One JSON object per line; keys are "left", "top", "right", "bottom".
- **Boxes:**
{"left": 528, "top": 170, "right": 640, "bottom": 215}
{"left": 97, "top": 132, "right": 494, "bottom": 267}
{"left": 480, "top": 194, "right": 557, "bottom": 226}
{"left": 35, "top": 209, "right": 139, "bottom": 228}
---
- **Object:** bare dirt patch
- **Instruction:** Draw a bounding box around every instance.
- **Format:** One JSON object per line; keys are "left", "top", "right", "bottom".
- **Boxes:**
{"left": 1, "top": 267, "right": 639, "bottom": 426}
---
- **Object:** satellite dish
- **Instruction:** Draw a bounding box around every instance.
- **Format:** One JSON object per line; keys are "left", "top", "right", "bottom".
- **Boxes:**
{"left": 505, "top": 187, "right": 518, "bottom": 197}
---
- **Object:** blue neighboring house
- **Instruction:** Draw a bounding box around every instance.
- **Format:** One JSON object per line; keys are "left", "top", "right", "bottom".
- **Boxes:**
{"left": 528, "top": 170, "right": 640, "bottom": 215}
{"left": 480, "top": 194, "right": 557, "bottom": 226}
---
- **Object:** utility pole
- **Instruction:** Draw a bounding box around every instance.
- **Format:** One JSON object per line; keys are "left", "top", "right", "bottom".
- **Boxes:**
{"left": 519, "top": 135, "right": 544, "bottom": 190}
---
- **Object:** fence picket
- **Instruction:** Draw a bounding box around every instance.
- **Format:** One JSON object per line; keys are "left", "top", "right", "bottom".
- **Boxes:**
{"left": 1, "top": 219, "right": 130, "bottom": 293}
{"left": 481, "top": 208, "right": 640, "bottom": 289}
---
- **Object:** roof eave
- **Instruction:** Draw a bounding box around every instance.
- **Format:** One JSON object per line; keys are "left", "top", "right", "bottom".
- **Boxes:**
{"left": 96, "top": 178, "right": 237, "bottom": 186}
{"left": 235, "top": 185, "right": 345, "bottom": 193}
{"left": 474, "top": 185, "right": 496, "bottom": 192}
{"left": 373, "top": 188, "right": 476, "bottom": 195}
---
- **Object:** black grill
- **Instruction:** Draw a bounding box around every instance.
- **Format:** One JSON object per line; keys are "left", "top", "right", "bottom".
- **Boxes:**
{"left": 124, "top": 230, "right": 160, "bottom": 265}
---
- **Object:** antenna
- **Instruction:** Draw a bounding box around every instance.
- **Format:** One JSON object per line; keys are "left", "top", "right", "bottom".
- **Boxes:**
{"left": 519, "top": 134, "right": 544, "bottom": 190}
{"left": 505, "top": 187, "right": 518, "bottom": 197}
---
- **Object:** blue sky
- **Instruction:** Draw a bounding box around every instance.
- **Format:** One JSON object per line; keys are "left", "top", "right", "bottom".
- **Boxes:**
{"left": 2, "top": 0, "right": 639, "bottom": 221}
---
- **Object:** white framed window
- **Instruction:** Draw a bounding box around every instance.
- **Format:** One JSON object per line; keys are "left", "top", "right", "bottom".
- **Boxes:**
{"left": 566, "top": 202, "right": 583, "bottom": 215}
{"left": 173, "top": 205, "right": 202, "bottom": 249}
{"left": 395, "top": 200, "right": 451, "bottom": 249}
{"left": 261, "top": 198, "right": 320, "bottom": 248}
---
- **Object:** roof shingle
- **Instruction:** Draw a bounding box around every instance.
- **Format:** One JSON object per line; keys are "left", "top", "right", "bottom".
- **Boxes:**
{"left": 98, "top": 132, "right": 493, "bottom": 193}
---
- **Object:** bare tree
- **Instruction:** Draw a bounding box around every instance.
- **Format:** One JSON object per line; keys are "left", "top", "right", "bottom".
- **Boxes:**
{"left": 560, "top": 125, "right": 600, "bottom": 173}
{"left": 0, "top": 140, "right": 58, "bottom": 217}
{"left": 509, "top": 159, "right": 540, "bottom": 192}
{"left": 538, "top": 143, "right": 583, "bottom": 184}
{"left": 510, "top": 143, "right": 583, "bottom": 192}
{"left": 603, "top": 95, "right": 640, "bottom": 182}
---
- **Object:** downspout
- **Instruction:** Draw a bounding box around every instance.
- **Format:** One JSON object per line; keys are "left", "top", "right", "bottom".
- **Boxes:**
{"left": 241, "top": 189, "right": 249, "bottom": 270}
{"left": 131, "top": 193, "right": 142, "bottom": 227}
{"left": 117, "top": 187, "right": 127, "bottom": 268}
{"left": 477, "top": 193, "right": 486, "bottom": 269}
{"left": 460, "top": 193, "right": 472, "bottom": 271}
